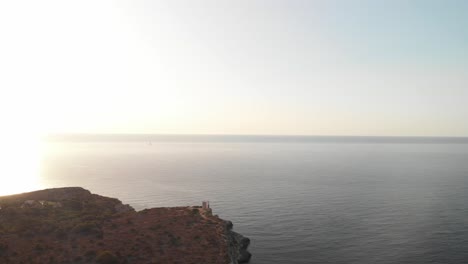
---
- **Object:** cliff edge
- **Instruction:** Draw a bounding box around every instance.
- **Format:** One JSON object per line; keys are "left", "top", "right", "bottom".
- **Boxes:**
{"left": 225, "top": 221, "right": 252, "bottom": 264}
{"left": 0, "top": 187, "right": 251, "bottom": 264}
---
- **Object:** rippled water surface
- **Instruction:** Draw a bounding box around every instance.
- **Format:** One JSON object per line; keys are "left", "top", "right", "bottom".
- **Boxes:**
{"left": 40, "top": 137, "right": 468, "bottom": 264}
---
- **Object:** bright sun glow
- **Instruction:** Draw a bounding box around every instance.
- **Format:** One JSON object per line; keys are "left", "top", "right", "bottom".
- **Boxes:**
{"left": 0, "top": 132, "right": 43, "bottom": 196}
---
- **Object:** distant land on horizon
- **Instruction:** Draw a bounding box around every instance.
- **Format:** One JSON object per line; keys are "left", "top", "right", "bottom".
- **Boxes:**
{"left": 42, "top": 134, "right": 468, "bottom": 144}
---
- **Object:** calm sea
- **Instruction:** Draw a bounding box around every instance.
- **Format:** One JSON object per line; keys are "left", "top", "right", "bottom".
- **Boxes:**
{"left": 39, "top": 135, "right": 468, "bottom": 264}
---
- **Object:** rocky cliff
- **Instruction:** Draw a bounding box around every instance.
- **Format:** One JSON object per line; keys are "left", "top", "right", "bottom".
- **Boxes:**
{"left": 0, "top": 187, "right": 251, "bottom": 264}
{"left": 225, "top": 221, "right": 252, "bottom": 264}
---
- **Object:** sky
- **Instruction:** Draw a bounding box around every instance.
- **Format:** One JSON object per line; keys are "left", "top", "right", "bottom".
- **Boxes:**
{"left": 1, "top": 0, "right": 468, "bottom": 137}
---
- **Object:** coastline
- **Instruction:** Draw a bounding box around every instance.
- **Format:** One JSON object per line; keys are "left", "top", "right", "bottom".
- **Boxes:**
{"left": 0, "top": 187, "right": 251, "bottom": 264}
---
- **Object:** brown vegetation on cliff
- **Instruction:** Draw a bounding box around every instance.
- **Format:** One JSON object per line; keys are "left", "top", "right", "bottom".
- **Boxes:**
{"left": 0, "top": 187, "right": 239, "bottom": 264}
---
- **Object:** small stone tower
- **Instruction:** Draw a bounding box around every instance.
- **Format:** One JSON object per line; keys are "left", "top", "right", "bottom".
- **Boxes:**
{"left": 202, "top": 201, "right": 210, "bottom": 210}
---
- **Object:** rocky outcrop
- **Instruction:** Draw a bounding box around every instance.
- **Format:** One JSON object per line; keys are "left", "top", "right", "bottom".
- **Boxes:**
{"left": 226, "top": 221, "right": 252, "bottom": 263}
{"left": 0, "top": 187, "right": 250, "bottom": 264}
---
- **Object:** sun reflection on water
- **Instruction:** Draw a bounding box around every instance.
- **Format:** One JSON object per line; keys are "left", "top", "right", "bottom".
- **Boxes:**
{"left": 0, "top": 133, "right": 44, "bottom": 196}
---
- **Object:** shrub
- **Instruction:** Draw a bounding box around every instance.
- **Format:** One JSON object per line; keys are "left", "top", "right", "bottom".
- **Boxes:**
{"left": 35, "top": 242, "right": 45, "bottom": 251}
{"left": 96, "top": 251, "right": 119, "bottom": 264}
{"left": 72, "top": 222, "right": 100, "bottom": 235}
{"left": 55, "top": 228, "right": 68, "bottom": 239}
{"left": 169, "top": 234, "right": 182, "bottom": 246}
{"left": 0, "top": 242, "right": 8, "bottom": 255}
{"left": 85, "top": 249, "right": 97, "bottom": 258}
{"left": 63, "top": 200, "right": 83, "bottom": 210}
{"left": 149, "top": 224, "right": 161, "bottom": 231}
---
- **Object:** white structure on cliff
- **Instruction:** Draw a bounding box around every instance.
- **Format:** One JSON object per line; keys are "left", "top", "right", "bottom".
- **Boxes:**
{"left": 21, "top": 200, "right": 62, "bottom": 209}
{"left": 202, "top": 201, "right": 210, "bottom": 210}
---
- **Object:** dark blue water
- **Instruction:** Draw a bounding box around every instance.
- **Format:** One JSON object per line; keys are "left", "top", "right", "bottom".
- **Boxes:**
{"left": 39, "top": 136, "right": 468, "bottom": 263}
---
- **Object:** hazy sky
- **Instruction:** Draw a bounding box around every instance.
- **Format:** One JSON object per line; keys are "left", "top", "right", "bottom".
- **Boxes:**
{"left": 1, "top": 0, "right": 468, "bottom": 136}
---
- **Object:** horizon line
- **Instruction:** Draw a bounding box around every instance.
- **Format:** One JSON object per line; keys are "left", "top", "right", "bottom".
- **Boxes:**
{"left": 41, "top": 133, "right": 468, "bottom": 139}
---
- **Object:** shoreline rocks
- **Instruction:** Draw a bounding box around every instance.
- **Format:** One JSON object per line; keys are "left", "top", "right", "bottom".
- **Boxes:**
{"left": 225, "top": 221, "right": 252, "bottom": 263}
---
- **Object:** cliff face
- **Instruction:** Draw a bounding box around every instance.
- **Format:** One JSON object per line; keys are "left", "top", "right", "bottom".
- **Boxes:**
{"left": 225, "top": 221, "right": 252, "bottom": 264}
{"left": 0, "top": 187, "right": 250, "bottom": 264}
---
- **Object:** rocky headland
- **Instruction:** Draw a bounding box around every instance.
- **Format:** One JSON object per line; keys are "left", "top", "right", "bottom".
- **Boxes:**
{"left": 0, "top": 187, "right": 251, "bottom": 264}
